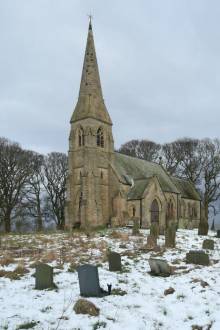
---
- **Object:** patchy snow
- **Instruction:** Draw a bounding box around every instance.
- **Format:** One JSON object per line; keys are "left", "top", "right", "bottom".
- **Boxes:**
{"left": 0, "top": 229, "right": 220, "bottom": 330}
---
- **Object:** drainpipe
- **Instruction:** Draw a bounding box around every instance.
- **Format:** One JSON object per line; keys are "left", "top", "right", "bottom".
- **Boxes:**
{"left": 140, "top": 199, "right": 142, "bottom": 228}
{"left": 177, "top": 194, "right": 179, "bottom": 227}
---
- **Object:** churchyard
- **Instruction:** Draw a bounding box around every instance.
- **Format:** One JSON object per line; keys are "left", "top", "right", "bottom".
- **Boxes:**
{"left": 0, "top": 228, "right": 220, "bottom": 330}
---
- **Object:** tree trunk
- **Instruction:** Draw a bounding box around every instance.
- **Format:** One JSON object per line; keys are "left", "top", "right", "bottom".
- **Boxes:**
{"left": 4, "top": 212, "right": 11, "bottom": 233}
{"left": 36, "top": 196, "right": 43, "bottom": 232}
{"left": 198, "top": 204, "right": 209, "bottom": 236}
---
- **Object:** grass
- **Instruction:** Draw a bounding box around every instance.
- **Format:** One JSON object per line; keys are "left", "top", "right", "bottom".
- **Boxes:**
{"left": 0, "top": 264, "right": 29, "bottom": 280}
{"left": 0, "top": 256, "right": 15, "bottom": 266}
{"left": 111, "top": 288, "right": 127, "bottom": 296}
{"left": 92, "top": 321, "right": 107, "bottom": 330}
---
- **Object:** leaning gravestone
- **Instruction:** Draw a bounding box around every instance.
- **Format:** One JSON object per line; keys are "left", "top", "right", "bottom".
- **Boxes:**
{"left": 35, "top": 263, "right": 55, "bottom": 290}
{"left": 77, "top": 264, "right": 109, "bottom": 297}
{"left": 150, "top": 223, "right": 159, "bottom": 239}
{"left": 132, "top": 218, "right": 140, "bottom": 235}
{"left": 145, "top": 235, "right": 157, "bottom": 250}
{"left": 186, "top": 250, "right": 209, "bottom": 266}
{"left": 202, "top": 239, "right": 214, "bottom": 250}
{"left": 148, "top": 258, "right": 171, "bottom": 276}
{"left": 108, "top": 252, "right": 122, "bottom": 272}
{"left": 165, "top": 223, "right": 176, "bottom": 248}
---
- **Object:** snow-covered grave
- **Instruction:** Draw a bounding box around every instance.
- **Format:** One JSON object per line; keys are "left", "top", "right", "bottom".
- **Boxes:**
{"left": 0, "top": 228, "right": 220, "bottom": 330}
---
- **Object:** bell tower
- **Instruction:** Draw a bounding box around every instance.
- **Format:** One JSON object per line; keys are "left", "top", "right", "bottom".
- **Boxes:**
{"left": 66, "top": 20, "right": 114, "bottom": 229}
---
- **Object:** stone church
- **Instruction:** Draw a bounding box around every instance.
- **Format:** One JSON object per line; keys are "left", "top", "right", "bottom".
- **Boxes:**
{"left": 65, "top": 21, "right": 201, "bottom": 232}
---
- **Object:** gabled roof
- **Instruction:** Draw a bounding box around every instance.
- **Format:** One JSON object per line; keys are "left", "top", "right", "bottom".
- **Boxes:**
{"left": 127, "top": 178, "right": 151, "bottom": 200}
{"left": 171, "top": 176, "right": 201, "bottom": 201}
{"left": 114, "top": 152, "right": 179, "bottom": 195}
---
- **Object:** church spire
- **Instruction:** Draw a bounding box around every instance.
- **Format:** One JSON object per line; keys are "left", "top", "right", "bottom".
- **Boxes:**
{"left": 71, "top": 20, "right": 112, "bottom": 125}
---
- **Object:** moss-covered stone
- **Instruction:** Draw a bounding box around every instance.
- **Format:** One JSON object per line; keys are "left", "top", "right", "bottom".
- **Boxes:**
{"left": 74, "top": 299, "right": 100, "bottom": 316}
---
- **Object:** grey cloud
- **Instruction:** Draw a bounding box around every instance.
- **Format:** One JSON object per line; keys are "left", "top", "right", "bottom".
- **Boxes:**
{"left": 0, "top": 0, "right": 220, "bottom": 153}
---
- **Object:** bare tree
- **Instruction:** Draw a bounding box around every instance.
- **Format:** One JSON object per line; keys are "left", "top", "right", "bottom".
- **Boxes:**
{"left": 162, "top": 138, "right": 203, "bottom": 184}
{"left": 175, "top": 138, "right": 203, "bottom": 185}
{"left": 118, "top": 139, "right": 161, "bottom": 162}
{"left": 0, "top": 138, "right": 34, "bottom": 232}
{"left": 200, "top": 139, "right": 220, "bottom": 224}
{"left": 162, "top": 142, "right": 181, "bottom": 175}
{"left": 41, "top": 152, "right": 68, "bottom": 230}
{"left": 25, "top": 152, "right": 44, "bottom": 231}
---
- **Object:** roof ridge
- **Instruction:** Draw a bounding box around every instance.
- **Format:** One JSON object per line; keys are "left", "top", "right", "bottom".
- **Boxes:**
{"left": 116, "top": 151, "right": 161, "bottom": 166}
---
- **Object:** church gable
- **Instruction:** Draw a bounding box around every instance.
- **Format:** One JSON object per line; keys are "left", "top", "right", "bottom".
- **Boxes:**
{"left": 114, "top": 152, "right": 179, "bottom": 194}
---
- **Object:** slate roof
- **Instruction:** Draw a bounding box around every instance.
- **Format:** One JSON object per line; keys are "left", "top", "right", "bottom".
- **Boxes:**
{"left": 127, "top": 178, "right": 151, "bottom": 200}
{"left": 114, "top": 152, "right": 179, "bottom": 195}
{"left": 114, "top": 152, "right": 201, "bottom": 201}
{"left": 171, "top": 176, "right": 201, "bottom": 201}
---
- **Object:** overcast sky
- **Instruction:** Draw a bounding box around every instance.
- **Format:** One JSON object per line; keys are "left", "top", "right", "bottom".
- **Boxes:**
{"left": 1, "top": 0, "right": 220, "bottom": 154}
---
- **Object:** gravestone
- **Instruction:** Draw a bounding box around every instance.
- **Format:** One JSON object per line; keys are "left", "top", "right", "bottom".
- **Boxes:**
{"left": 132, "top": 218, "right": 140, "bottom": 235}
{"left": 186, "top": 250, "right": 209, "bottom": 266}
{"left": 108, "top": 252, "right": 122, "bottom": 272}
{"left": 148, "top": 258, "right": 171, "bottom": 276}
{"left": 202, "top": 239, "right": 214, "bottom": 250}
{"left": 144, "top": 235, "right": 157, "bottom": 251}
{"left": 165, "top": 223, "right": 176, "bottom": 248}
{"left": 35, "top": 263, "right": 55, "bottom": 290}
{"left": 77, "top": 264, "right": 109, "bottom": 297}
{"left": 217, "top": 230, "right": 220, "bottom": 238}
{"left": 150, "top": 223, "right": 159, "bottom": 239}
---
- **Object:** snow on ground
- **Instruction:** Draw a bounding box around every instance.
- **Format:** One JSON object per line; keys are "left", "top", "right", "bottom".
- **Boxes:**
{"left": 0, "top": 229, "right": 220, "bottom": 330}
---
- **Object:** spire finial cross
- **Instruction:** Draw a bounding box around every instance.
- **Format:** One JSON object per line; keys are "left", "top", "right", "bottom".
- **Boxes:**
{"left": 88, "top": 14, "right": 93, "bottom": 24}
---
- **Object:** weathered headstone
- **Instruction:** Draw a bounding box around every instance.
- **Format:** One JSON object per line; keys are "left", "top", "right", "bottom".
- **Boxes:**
{"left": 35, "top": 263, "right": 55, "bottom": 290}
{"left": 186, "top": 250, "right": 209, "bottom": 266}
{"left": 144, "top": 235, "right": 157, "bottom": 250}
{"left": 202, "top": 239, "right": 214, "bottom": 250}
{"left": 108, "top": 252, "right": 122, "bottom": 272}
{"left": 132, "top": 218, "right": 140, "bottom": 235}
{"left": 150, "top": 223, "right": 159, "bottom": 239}
{"left": 148, "top": 258, "right": 171, "bottom": 276}
{"left": 165, "top": 223, "right": 176, "bottom": 248}
{"left": 77, "top": 264, "right": 108, "bottom": 297}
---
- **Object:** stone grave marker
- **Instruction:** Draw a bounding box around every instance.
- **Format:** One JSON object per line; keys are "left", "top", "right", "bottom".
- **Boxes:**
{"left": 148, "top": 258, "right": 171, "bottom": 276}
{"left": 217, "top": 230, "right": 220, "bottom": 238}
{"left": 35, "top": 263, "right": 56, "bottom": 290}
{"left": 186, "top": 250, "right": 209, "bottom": 266}
{"left": 77, "top": 264, "right": 109, "bottom": 297}
{"left": 145, "top": 235, "right": 157, "bottom": 250}
{"left": 132, "top": 218, "right": 140, "bottom": 235}
{"left": 150, "top": 223, "right": 159, "bottom": 239}
{"left": 202, "top": 239, "right": 214, "bottom": 250}
{"left": 165, "top": 223, "right": 176, "bottom": 248}
{"left": 108, "top": 252, "right": 122, "bottom": 272}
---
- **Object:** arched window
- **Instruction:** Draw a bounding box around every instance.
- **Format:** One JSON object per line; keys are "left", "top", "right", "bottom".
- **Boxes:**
{"left": 192, "top": 204, "right": 197, "bottom": 218}
{"left": 181, "top": 200, "right": 186, "bottom": 218}
{"left": 97, "top": 127, "right": 104, "bottom": 148}
{"left": 78, "top": 128, "right": 85, "bottom": 147}
{"left": 79, "top": 192, "right": 83, "bottom": 210}
{"left": 188, "top": 203, "right": 192, "bottom": 218}
{"left": 132, "top": 206, "right": 136, "bottom": 217}
{"left": 167, "top": 199, "right": 174, "bottom": 219}
{"left": 151, "top": 199, "right": 159, "bottom": 224}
